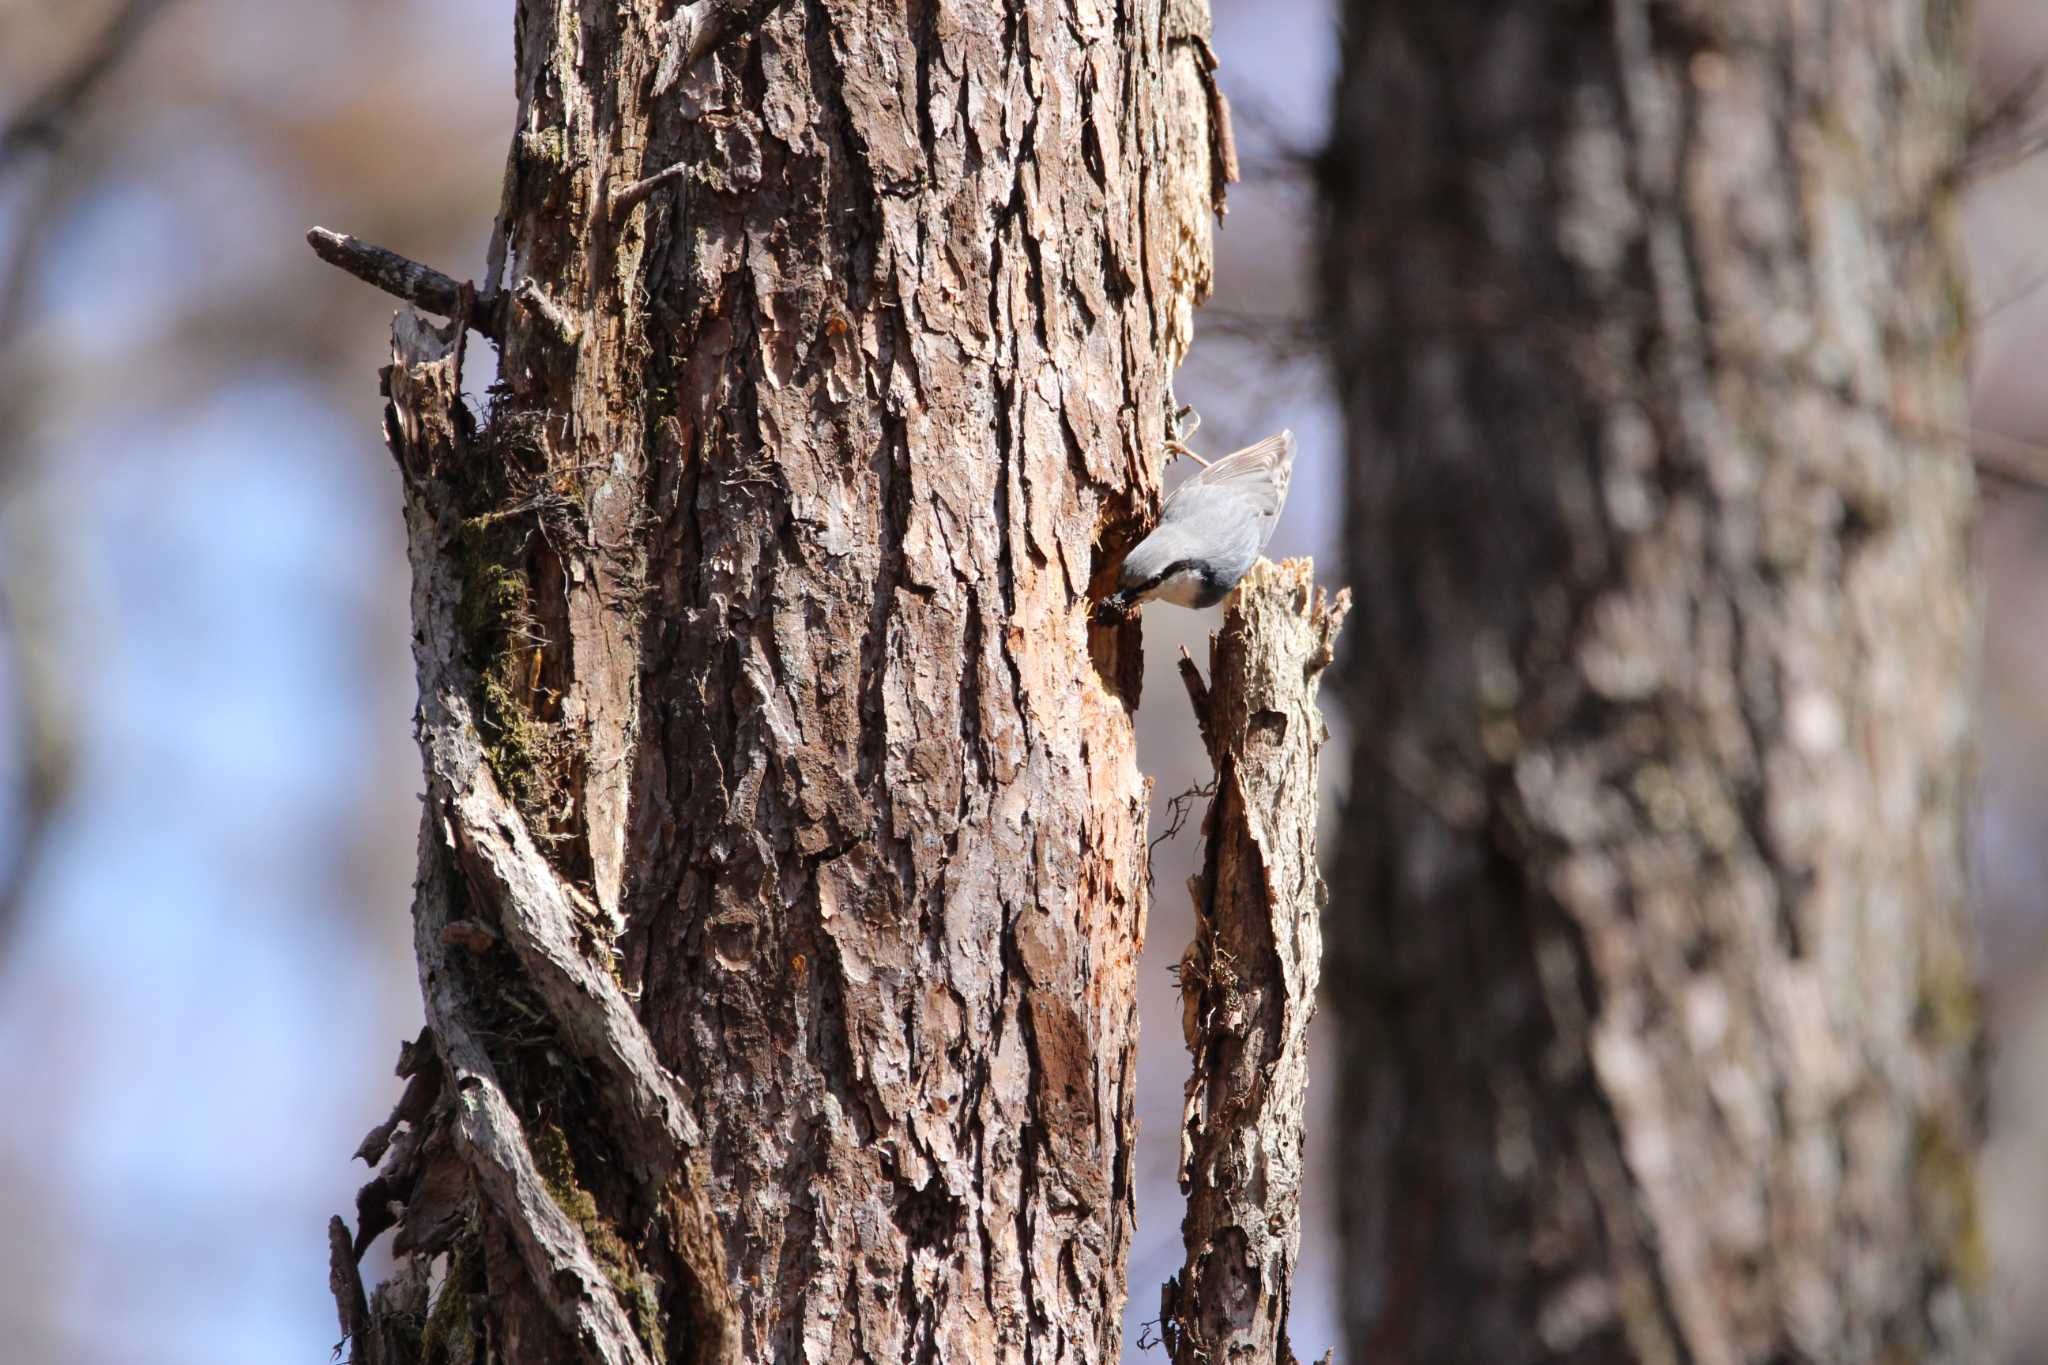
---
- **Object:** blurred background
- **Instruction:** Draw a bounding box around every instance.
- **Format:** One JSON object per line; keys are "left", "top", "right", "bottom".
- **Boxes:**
{"left": 0, "top": 1, "right": 2043, "bottom": 1360}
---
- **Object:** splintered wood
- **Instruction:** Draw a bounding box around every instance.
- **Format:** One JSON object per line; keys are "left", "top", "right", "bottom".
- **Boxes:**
{"left": 1163, "top": 558, "right": 1348, "bottom": 1364}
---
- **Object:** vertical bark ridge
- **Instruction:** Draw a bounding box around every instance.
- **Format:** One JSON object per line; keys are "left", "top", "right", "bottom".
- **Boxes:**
{"left": 1323, "top": 3, "right": 1984, "bottom": 1362}
{"left": 615, "top": 5, "right": 1226, "bottom": 1352}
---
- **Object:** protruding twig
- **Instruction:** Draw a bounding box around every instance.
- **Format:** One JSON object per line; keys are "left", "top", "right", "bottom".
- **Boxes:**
{"left": 306, "top": 227, "right": 505, "bottom": 340}
{"left": 1147, "top": 775, "right": 1218, "bottom": 884}
{"left": 611, "top": 161, "right": 690, "bottom": 218}
{"left": 1970, "top": 423, "right": 2048, "bottom": 490}
{"left": 328, "top": 1215, "right": 371, "bottom": 1351}
{"left": 513, "top": 278, "right": 581, "bottom": 347}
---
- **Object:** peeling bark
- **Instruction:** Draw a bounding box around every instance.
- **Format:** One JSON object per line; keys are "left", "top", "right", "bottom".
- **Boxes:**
{"left": 1323, "top": 3, "right": 1986, "bottom": 1363}
{"left": 326, "top": 1, "right": 1233, "bottom": 1361}
{"left": 1162, "top": 559, "right": 1347, "bottom": 1365}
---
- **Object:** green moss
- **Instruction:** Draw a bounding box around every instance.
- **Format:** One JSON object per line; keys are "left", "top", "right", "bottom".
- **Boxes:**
{"left": 1909, "top": 924, "right": 1985, "bottom": 1293}
{"left": 627, "top": 1271, "right": 667, "bottom": 1365}
{"left": 1914, "top": 1114, "right": 1989, "bottom": 1292}
{"left": 420, "top": 1241, "right": 482, "bottom": 1365}
{"left": 448, "top": 414, "right": 574, "bottom": 835}
{"left": 1916, "top": 929, "right": 1978, "bottom": 1053}
{"left": 520, "top": 126, "right": 569, "bottom": 173}
{"left": 530, "top": 1123, "right": 664, "bottom": 1359}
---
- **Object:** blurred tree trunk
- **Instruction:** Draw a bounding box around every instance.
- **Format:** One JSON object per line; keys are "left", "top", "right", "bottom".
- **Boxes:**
{"left": 329, "top": 3, "right": 1234, "bottom": 1362}
{"left": 1322, "top": 4, "right": 1985, "bottom": 1362}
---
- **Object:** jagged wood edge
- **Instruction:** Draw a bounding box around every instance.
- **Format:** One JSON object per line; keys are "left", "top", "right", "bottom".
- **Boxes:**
{"left": 329, "top": 310, "right": 734, "bottom": 1365}
{"left": 1162, "top": 558, "right": 1349, "bottom": 1364}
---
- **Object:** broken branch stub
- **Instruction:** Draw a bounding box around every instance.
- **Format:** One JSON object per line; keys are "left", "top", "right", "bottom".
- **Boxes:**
{"left": 1163, "top": 557, "right": 1349, "bottom": 1365}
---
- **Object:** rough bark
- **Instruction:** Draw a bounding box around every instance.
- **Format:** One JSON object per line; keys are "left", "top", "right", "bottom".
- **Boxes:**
{"left": 1162, "top": 558, "right": 1347, "bottom": 1365}
{"left": 325, "top": 1, "right": 1233, "bottom": 1362}
{"left": 1322, "top": 3, "right": 1985, "bottom": 1363}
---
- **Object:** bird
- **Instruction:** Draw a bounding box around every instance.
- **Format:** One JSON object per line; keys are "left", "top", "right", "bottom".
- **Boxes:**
{"left": 1093, "top": 429, "right": 1295, "bottom": 625}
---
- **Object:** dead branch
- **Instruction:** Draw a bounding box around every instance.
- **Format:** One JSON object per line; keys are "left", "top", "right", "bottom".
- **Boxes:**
{"left": 306, "top": 228, "right": 507, "bottom": 340}
{"left": 610, "top": 162, "right": 690, "bottom": 219}
{"left": 1161, "top": 558, "right": 1348, "bottom": 1365}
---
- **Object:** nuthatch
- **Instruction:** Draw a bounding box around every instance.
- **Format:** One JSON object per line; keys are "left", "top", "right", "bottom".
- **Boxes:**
{"left": 1094, "top": 429, "right": 1295, "bottom": 625}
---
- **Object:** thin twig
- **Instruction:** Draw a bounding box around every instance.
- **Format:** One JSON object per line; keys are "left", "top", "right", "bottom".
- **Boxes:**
{"left": 0, "top": 0, "right": 178, "bottom": 950}
{"left": 1969, "top": 425, "right": 2048, "bottom": 490}
{"left": 0, "top": 0, "right": 177, "bottom": 177}
{"left": 610, "top": 162, "right": 689, "bottom": 218}
{"left": 1214, "top": 298, "right": 2048, "bottom": 495}
{"left": 1147, "top": 776, "right": 1218, "bottom": 885}
{"left": 1223, "top": 88, "right": 1324, "bottom": 190}
{"left": 1948, "top": 62, "right": 2048, "bottom": 190}
{"left": 512, "top": 277, "right": 579, "bottom": 346}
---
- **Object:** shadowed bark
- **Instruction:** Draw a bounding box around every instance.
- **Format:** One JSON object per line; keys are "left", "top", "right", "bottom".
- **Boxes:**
{"left": 1322, "top": 3, "right": 1986, "bottom": 1362}
{"left": 322, "top": 1, "right": 1235, "bottom": 1360}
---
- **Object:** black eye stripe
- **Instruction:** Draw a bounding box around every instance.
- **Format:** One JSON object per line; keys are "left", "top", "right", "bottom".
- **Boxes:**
{"left": 1143, "top": 560, "right": 1191, "bottom": 592}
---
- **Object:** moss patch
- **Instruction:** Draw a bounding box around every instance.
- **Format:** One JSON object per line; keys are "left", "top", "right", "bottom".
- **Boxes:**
{"left": 420, "top": 1239, "right": 484, "bottom": 1365}
{"left": 448, "top": 411, "right": 578, "bottom": 838}
{"left": 530, "top": 1122, "right": 666, "bottom": 1361}
{"left": 1915, "top": 1113, "right": 1990, "bottom": 1292}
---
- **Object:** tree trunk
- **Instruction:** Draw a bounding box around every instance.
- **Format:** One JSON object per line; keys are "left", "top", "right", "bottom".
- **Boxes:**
{"left": 327, "top": 2, "right": 1235, "bottom": 1361}
{"left": 1322, "top": 3, "right": 1985, "bottom": 1362}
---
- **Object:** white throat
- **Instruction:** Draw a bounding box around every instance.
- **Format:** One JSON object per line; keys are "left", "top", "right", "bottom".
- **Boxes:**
{"left": 1147, "top": 566, "right": 1209, "bottom": 608}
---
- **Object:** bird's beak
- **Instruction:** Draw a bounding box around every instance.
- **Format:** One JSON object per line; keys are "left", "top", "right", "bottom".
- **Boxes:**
{"left": 1093, "top": 591, "right": 1134, "bottom": 626}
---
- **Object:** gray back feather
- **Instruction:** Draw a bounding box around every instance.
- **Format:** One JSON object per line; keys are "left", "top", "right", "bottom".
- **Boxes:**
{"left": 1162, "top": 429, "right": 1294, "bottom": 552}
{"left": 1118, "top": 429, "right": 1296, "bottom": 592}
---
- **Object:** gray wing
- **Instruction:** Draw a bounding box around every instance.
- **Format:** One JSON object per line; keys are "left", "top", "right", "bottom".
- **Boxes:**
{"left": 1164, "top": 429, "right": 1295, "bottom": 551}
